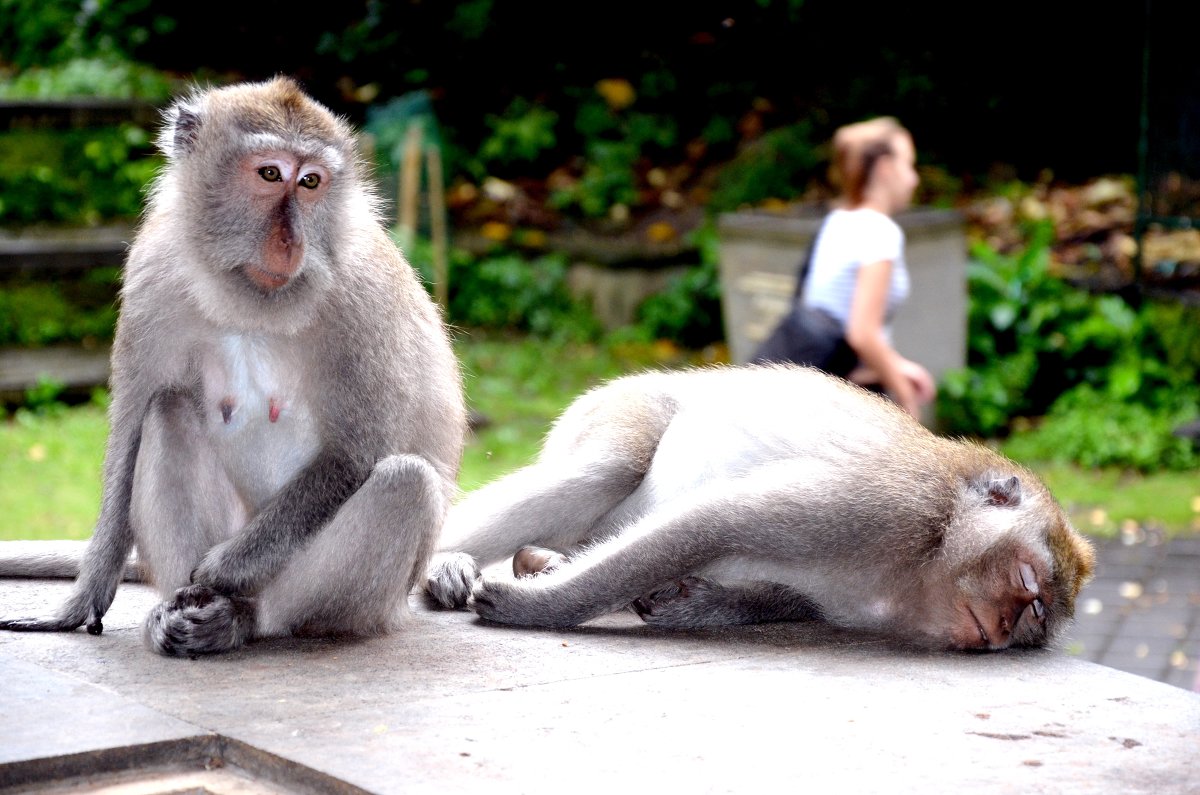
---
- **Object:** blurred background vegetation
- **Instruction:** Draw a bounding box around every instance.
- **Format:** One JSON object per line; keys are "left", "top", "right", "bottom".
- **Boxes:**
{"left": 1, "top": 0, "right": 1197, "bottom": 539}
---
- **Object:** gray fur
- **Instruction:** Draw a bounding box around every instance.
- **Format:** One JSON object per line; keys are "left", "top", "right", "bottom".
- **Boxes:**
{"left": 632, "top": 577, "right": 822, "bottom": 628}
{"left": 426, "top": 365, "right": 1094, "bottom": 651}
{"left": 1, "top": 78, "right": 465, "bottom": 656}
{"left": 0, "top": 541, "right": 143, "bottom": 582}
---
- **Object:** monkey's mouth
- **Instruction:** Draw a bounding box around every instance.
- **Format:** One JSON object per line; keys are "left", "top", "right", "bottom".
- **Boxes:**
{"left": 243, "top": 264, "right": 295, "bottom": 293}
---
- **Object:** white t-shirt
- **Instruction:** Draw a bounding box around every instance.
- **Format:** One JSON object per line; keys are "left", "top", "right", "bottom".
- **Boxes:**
{"left": 801, "top": 208, "right": 910, "bottom": 336}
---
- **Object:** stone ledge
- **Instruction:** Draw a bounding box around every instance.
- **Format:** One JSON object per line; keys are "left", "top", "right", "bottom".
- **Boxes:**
{"left": 0, "top": 577, "right": 1197, "bottom": 794}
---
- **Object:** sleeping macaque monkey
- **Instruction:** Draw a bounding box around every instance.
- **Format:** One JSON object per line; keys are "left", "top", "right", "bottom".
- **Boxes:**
{"left": 425, "top": 366, "right": 1095, "bottom": 651}
{"left": 0, "top": 77, "right": 464, "bottom": 656}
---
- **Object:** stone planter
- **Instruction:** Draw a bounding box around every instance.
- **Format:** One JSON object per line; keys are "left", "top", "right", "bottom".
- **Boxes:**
{"left": 716, "top": 206, "right": 967, "bottom": 386}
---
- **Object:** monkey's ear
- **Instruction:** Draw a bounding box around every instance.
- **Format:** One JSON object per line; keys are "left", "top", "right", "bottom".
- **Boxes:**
{"left": 976, "top": 475, "right": 1022, "bottom": 507}
{"left": 159, "top": 101, "right": 203, "bottom": 159}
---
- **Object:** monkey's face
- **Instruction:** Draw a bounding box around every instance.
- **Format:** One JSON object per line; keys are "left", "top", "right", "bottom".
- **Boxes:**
{"left": 155, "top": 78, "right": 358, "bottom": 334}
{"left": 942, "top": 522, "right": 1093, "bottom": 652}
{"left": 945, "top": 543, "right": 1054, "bottom": 651}
{"left": 175, "top": 139, "right": 345, "bottom": 334}
{"left": 932, "top": 475, "right": 1094, "bottom": 651}
{"left": 231, "top": 149, "right": 332, "bottom": 293}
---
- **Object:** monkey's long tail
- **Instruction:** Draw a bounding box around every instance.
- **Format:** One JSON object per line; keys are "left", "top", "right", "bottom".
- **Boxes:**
{"left": 0, "top": 540, "right": 143, "bottom": 582}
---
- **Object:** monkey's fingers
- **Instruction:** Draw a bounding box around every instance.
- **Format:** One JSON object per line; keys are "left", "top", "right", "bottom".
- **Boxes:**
{"left": 424, "top": 552, "right": 480, "bottom": 609}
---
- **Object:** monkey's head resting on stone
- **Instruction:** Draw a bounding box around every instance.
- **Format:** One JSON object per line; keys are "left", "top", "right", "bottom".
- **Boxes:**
{"left": 0, "top": 77, "right": 465, "bottom": 656}
{"left": 426, "top": 365, "right": 1095, "bottom": 652}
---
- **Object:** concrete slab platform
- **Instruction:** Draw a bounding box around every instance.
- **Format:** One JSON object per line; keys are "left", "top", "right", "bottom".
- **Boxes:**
{"left": 1, "top": 578, "right": 1197, "bottom": 794}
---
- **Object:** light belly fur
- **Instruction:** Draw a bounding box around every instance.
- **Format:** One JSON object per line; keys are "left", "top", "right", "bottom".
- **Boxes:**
{"left": 202, "top": 334, "right": 320, "bottom": 509}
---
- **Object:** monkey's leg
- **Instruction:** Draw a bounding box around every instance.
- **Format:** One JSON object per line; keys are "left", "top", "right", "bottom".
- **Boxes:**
{"left": 254, "top": 454, "right": 446, "bottom": 638}
{"left": 425, "top": 456, "right": 649, "bottom": 609}
{"left": 631, "top": 577, "right": 821, "bottom": 628}
{"left": 131, "top": 392, "right": 245, "bottom": 597}
{"left": 468, "top": 524, "right": 672, "bottom": 628}
{"left": 469, "top": 482, "right": 795, "bottom": 628}
{"left": 135, "top": 394, "right": 257, "bottom": 657}
{"left": 146, "top": 455, "right": 445, "bottom": 655}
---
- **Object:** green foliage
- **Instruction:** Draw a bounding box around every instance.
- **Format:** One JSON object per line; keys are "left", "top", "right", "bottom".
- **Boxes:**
{"left": 938, "top": 223, "right": 1128, "bottom": 435}
{"left": 20, "top": 377, "right": 68, "bottom": 417}
{"left": 0, "top": 57, "right": 173, "bottom": 100}
{"left": 0, "top": 402, "right": 107, "bottom": 541}
{"left": 401, "top": 236, "right": 602, "bottom": 341}
{"left": 0, "top": 125, "right": 159, "bottom": 226}
{"left": 709, "top": 122, "right": 822, "bottom": 211}
{"left": 938, "top": 223, "right": 1200, "bottom": 471}
{"left": 549, "top": 96, "right": 677, "bottom": 218}
{"left": 0, "top": 283, "right": 118, "bottom": 346}
{"left": 478, "top": 98, "right": 558, "bottom": 169}
{"left": 550, "top": 140, "right": 640, "bottom": 217}
{"left": 1003, "top": 386, "right": 1199, "bottom": 472}
{"left": 633, "top": 223, "right": 725, "bottom": 348}
{"left": 0, "top": 0, "right": 176, "bottom": 68}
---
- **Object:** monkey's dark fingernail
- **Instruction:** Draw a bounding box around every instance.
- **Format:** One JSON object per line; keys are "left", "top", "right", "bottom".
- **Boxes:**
{"left": 87, "top": 619, "right": 103, "bottom": 635}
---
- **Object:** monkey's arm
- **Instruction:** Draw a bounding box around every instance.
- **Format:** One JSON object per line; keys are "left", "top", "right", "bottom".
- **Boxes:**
{"left": 189, "top": 449, "right": 369, "bottom": 595}
{"left": 632, "top": 577, "right": 822, "bottom": 628}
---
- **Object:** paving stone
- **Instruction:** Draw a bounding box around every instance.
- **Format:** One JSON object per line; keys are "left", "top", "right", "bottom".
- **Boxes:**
{"left": 0, "top": 575, "right": 1198, "bottom": 794}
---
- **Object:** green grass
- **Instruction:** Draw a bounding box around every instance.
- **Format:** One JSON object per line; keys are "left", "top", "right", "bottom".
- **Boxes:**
{"left": 0, "top": 404, "right": 107, "bottom": 540}
{"left": 2, "top": 333, "right": 1197, "bottom": 541}
{"left": 1018, "top": 462, "right": 1200, "bottom": 538}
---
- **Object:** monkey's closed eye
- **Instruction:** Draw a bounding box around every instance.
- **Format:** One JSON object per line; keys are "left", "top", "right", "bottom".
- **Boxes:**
{"left": 299, "top": 173, "right": 321, "bottom": 189}
{"left": 258, "top": 166, "right": 282, "bottom": 182}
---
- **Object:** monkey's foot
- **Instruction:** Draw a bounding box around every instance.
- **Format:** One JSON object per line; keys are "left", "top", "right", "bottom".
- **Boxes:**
{"left": 632, "top": 576, "right": 723, "bottom": 628}
{"left": 512, "top": 546, "right": 567, "bottom": 578}
{"left": 144, "top": 585, "right": 255, "bottom": 657}
{"left": 424, "top": 552, "right": 480, "bottom": 609}
{"left": 634, "top": 578, "right": 822, "bottom": 628}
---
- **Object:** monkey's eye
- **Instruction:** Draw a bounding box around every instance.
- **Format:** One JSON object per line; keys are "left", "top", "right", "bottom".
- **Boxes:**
{"left": 1030, "top": 598, "right": 1045, "bottom": 621}
{"left": 258, "top": 166, "right": 283, "bottom": 182}
{"left": 298, "top": 173, "right": 321, "bottom": 190}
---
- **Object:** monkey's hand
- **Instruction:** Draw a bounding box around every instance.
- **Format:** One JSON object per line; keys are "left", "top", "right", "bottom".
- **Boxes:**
{"left": 470, "top": 578, "right": 539, "bottom": 626}
{"left": 189, "top": 539, "right": 271, "bottom": 596}
{"left": 424, "top": 552, "right": 480, "bottom": 609}
{"left": 471, "top": 576, "right": 592, "bottom": 628}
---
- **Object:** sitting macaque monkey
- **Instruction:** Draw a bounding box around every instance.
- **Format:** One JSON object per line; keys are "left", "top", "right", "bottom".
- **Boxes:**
{"left": 0, "top": 78, "right": 464, "bottom": 656}
{"left": 425, "top": 365, "right": 1095, "bottom": 651}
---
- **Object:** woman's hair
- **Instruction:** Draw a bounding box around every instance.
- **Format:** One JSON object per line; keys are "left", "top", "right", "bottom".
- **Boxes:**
{"left": 830, "top": 117, "right": 908, "bottom": 206}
